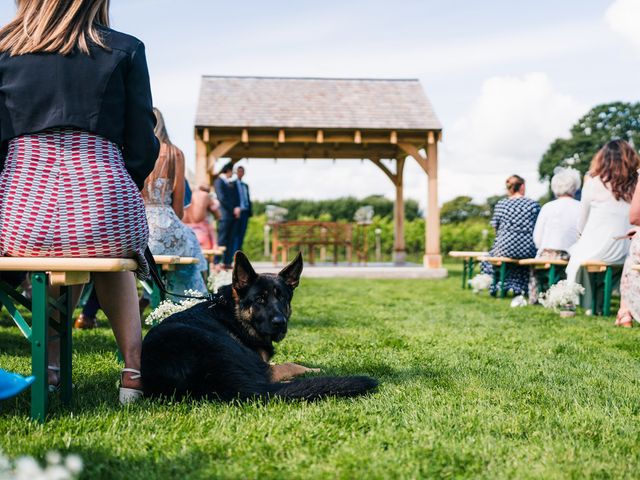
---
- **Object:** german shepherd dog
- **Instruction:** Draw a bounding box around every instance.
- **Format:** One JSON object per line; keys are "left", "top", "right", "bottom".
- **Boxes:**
{"left": 141, "top": 252, "right": 378, "bottom": 401}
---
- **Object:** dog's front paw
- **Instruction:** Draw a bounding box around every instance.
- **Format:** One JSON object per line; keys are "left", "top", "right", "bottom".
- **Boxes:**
{"left": 270, "top": 362, "right": 321, "bottom": 382}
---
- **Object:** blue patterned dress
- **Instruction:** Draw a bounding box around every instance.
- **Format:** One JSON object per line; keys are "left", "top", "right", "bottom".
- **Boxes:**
{"left": 482, "top": 197, "right": 541, "bottom": 296}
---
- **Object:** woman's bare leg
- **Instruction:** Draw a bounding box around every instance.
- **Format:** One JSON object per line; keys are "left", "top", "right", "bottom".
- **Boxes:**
{"left": 92, "top": 271, "right": 142, "bottom": 390}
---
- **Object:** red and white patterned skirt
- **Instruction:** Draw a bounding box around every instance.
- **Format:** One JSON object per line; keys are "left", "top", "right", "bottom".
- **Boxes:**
{"left": 0, "top": 128, "right": 149, "bottom": 278}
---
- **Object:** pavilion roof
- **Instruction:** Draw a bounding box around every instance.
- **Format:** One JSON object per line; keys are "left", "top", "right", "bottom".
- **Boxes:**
{"left": 195, "top": 76, "right": 442, "bottom": 131}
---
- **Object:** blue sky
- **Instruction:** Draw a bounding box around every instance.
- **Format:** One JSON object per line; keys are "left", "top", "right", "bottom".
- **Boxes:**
{"left": 1, "top": 0, "right": 639, "bottom": 207}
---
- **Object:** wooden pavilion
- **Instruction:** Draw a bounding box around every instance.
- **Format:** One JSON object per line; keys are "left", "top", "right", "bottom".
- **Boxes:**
{"left": 194, "top": 76, "right": 443, "bottom": 268}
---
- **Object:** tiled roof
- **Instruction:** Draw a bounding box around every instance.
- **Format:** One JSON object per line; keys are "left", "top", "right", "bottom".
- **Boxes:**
{"left": 195, "top": 76, "right": 442, "bottom": 131}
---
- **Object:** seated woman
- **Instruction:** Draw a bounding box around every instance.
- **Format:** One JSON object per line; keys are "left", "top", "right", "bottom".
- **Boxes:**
{"left": 528, "top": 168, "right": 582, "bottom": 302}
{"left": 565, "top": 140, "right": 638, "bottom": 313}
{"left": 143, "top": 109, "right": 208, "bottom": 299}
{"left": 482, "top": 175, "right": 541, "bottom": 296}
{"left": 183, "top": 184, "right": 221, "bottom": 251}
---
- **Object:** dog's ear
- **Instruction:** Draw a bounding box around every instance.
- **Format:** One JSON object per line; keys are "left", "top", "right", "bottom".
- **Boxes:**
{"left": 233, "top": 251, "right": 257, "bottom": 292}
{"left": 278, "top": 252, "right": 303, "bottom": 289}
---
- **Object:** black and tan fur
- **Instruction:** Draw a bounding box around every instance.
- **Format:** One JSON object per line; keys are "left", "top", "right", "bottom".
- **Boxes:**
{"left": 140, "top": 252, "right": 378, "bottom": 401}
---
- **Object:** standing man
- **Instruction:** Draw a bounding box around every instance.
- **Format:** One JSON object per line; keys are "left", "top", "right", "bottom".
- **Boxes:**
{"left": 233, "top": 166, "right": 253, "bottom": 253}
{"left": 213, "top": 162, "right": 240, "bottom": 269}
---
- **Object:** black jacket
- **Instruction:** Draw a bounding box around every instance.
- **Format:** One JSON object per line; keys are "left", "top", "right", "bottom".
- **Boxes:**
{"left": 214, "top": 176, "right": 240, "bottom": 220}
{"left": 0, "top": 26, "right": 159, "bottom": 188}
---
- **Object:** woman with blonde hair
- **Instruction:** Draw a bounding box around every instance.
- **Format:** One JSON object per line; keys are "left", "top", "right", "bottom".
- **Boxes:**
{"left": 565, "top": 140, "right": 639, "bottom": 314}
{"left": 0, "top": 0, "right": 159, "bottom": 403}
{"left": 143, "top": 108, "right": 208, "bottom": 298}
{"left": 481, "top": 175, "right": 541, "bottom": 296}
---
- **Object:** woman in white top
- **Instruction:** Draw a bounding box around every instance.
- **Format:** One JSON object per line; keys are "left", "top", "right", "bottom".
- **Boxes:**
{"left": 565, "top": 140, "right": 638, "bottom": 312}
{"left": 528, "top": 168, "right": 581, "bottom": 302}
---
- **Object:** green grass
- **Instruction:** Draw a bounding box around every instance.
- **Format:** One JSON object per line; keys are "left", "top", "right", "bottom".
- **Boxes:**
{"left": 2, "top": 267, "right": 640, "bottom": 479}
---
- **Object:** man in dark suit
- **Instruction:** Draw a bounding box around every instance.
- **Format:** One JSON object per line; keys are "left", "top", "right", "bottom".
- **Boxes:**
{"left": 233, "top": 166, "right": 253, "bottom": 253}
{"left": 213, "top": 162, "right": 240, "bottom": 268}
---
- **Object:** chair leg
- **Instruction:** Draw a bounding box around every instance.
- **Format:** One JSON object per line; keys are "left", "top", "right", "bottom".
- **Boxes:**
{"left": 499, "top": 263, "right": 507, "bottom": 298}
{"left": 59, "top": 286, "right": 73, "bottom": 406}
{"left": 603, "top": 267, "right": 613, "bottom": 316}
{"left": 31, "top": 272, "right": 49, "bottom": 423}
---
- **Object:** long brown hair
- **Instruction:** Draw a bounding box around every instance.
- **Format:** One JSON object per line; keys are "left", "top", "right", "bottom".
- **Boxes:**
{"left": 589, "top": 140, "right": 639, "bottom": 202}
{"left": 143, "top": 108, "right": 179, "bottom": 202}
{"left": 0, "top": 0, "right": 110, "bottom": 56}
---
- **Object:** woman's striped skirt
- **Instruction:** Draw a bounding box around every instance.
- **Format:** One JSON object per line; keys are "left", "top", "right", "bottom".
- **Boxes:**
{"left": 0, "top": 128, "right": 149, "bottom": 277}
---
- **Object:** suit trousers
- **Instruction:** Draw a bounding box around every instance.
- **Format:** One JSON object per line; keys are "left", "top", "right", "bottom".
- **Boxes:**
{"left": 216, "top": 217, "right": 237, "bottom": 265}
{"left": 233, "top": 211, "right": 251, "bottom": 253}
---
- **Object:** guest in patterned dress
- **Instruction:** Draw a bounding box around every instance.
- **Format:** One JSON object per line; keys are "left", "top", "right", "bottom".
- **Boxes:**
{"left": 482, "top": 175, "right": 541, "bottom": 296}
{"left": 143, "top": 109, "right": 207, "bottom": 299}
{"left": 0, "top": 0, "right": 158, "bottom": 403}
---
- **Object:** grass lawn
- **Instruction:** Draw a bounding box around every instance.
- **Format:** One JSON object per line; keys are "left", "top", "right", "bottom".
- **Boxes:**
{"left": 1, "top": 266, "right": 640, "bottom": 479}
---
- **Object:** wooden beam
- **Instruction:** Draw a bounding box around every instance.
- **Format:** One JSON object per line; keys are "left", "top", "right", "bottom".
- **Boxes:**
{"left": 207, "top": 140, "right": 240, "bottom": 174}
{"left": 425, "top": 141, "right": 441, "bottom": 268}
{"left": 241, "top": 129, "right": 249, "bottom": 143}
{"left": 203, "top": 128, "right": 210, "bottom": 143}
{"left": 398, "top": 142, "right": 428, "bottom": 173}
{"left": 369, "top": 158, "right": 396, "bottom": 184}
{"left": 427, "top": 131, "right": 435, "bottom": 144}
{"left": 195, "top": 132, "right": 208, "bottom": 185}
{"left": 393, "top": 157, "right": 406, "bottom": 265}
{"left": 390, "top": 130, "right": 398, "bottom": 144}
{"left": 278, "top": 129, "right": 286, "bottom": 143}
{"left": 354, "top": 130, "right": 362, "bottom": 144}
{"left": 316, "top": 130, "right": 324, "bottom": 143}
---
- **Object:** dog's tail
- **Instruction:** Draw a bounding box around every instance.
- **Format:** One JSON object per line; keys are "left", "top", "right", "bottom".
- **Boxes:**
{"left": 268, "top": 376, "right": 378, "bottom": 401}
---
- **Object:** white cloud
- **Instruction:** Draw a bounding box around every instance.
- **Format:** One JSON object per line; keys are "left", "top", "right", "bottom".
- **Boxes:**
{"left": 440, "top": 73, "right": 586, "bottom": 201}
{"left": 606, "top": 0, "right": 640, "bottom": 49}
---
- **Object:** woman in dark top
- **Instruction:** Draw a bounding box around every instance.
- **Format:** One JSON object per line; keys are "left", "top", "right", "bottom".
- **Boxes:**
{"left": 0, "top": 0, "right": 159, "bottom": 404}
{"left": 482, "top": 175, "right": 541, "bottom": 296}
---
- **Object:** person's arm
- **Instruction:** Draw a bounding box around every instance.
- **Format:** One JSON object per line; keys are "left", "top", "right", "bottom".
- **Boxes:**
{"left": 171, "top": 147, "right": 185, "bottom": 219}
{"left": 629, "top": 178, "right": 640, "bottom": 226}
{"left": 577, "top": 176, "right": 593, "bottom": 234}
{"left": 122, "top": 42, "right": 160, "bottom": 189}
{"left": 533, "top": 204, "right": 547, "bottom": 249}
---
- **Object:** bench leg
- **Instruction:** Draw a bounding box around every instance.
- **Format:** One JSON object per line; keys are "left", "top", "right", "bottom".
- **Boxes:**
{"left": 461, "top": 260, "right": 468, "bottom": 289}
{"left": 603, "top": 267, "right": 613, "bottom": 317}
{"left": 548, "top": 265, "right": 557, "bottom": 287}
{"left": 499, "top": 263, "right": 507, "bottom": 298}
{"left": 150, "top": 266, "right": 164, "bottom": 308}
{"left": 31, "top": 272, "right": 49, "bottom": 423}
{"left": 591, "top": 272, "right": 599, "bottom": 315}
{"left": 469, "top": 259, "right": 476, "bottom": 284}
{"left": 59, "top": 286, "right": 73, "bottom": 406}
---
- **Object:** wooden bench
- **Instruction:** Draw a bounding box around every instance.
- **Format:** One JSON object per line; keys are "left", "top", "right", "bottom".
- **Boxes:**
{"left": 201, "top": 247, "right": 226, "bottom": 275}
{"left": 139, "top": 256, "right": 200, "bottom": 307}
{"left": 448, "top": 251, "right": 488, "bottom": 289}
{"left": 518, "top": 258, "right": 569, "bottom": 288}
{"left": 271, "top": 221, "right": 353, "bottom": 265}
{"left": 478, "top": 256, "right": 520, "bottom": 298}
{"left": 582, "top": 260, "right": 623, "bottom": 316}
{"left": 0, "top": 257, "right": 137, "bottom": 422}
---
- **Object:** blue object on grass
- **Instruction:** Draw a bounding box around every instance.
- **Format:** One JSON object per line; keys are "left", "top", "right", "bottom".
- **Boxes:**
{"left": 0, "top": 369, "right": 35, "bottom": 400}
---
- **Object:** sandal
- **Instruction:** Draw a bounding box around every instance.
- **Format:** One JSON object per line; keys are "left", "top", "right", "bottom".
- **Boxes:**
{"left": 119, "top": 368, "right": 143, "bottom": 405}
{"left": 615, "top": 311, "right": 634, "bottom": 328}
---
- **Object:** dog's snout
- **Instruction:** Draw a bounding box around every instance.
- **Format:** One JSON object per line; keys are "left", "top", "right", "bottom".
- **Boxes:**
{"left": 271, "top": 315, "right": 286, "bottom": 326}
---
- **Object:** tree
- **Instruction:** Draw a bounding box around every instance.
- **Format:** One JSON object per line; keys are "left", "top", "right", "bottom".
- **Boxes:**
{"left": 440, "top": 196, "right": 489, "bottom": 224}
{"left": 539, "top": 102, "right": 640, "bottom": 182}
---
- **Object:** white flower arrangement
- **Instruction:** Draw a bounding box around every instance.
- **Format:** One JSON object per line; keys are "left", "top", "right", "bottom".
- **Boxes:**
{"left": 539, "top": 280, "right": 585, "bottom": 312}
{"left": 207, "top": 269, "right": 233, "bottom": 293}
{"left": 145, "top": 289, "right": 207, "bottom": 326}
{"left": 0, "top": 450, "right": 82, "bottom": 480}
{"left": 468, "top": 273, "right": 493, "bottom": 293}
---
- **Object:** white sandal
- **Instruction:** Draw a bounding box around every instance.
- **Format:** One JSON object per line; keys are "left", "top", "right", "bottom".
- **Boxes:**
{"left": 119, "top": 368, "right": 143, "bottom": 405}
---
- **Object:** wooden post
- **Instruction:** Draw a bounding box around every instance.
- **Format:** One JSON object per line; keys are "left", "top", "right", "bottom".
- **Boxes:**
{"left": 393, "top": 157, "right": 406, "bottom": 265}
{"left": 195, "top": 130, "right": 208, "bottom": 186}
{"left": 425, "top": 140, "right": 442, "bottom": 268}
